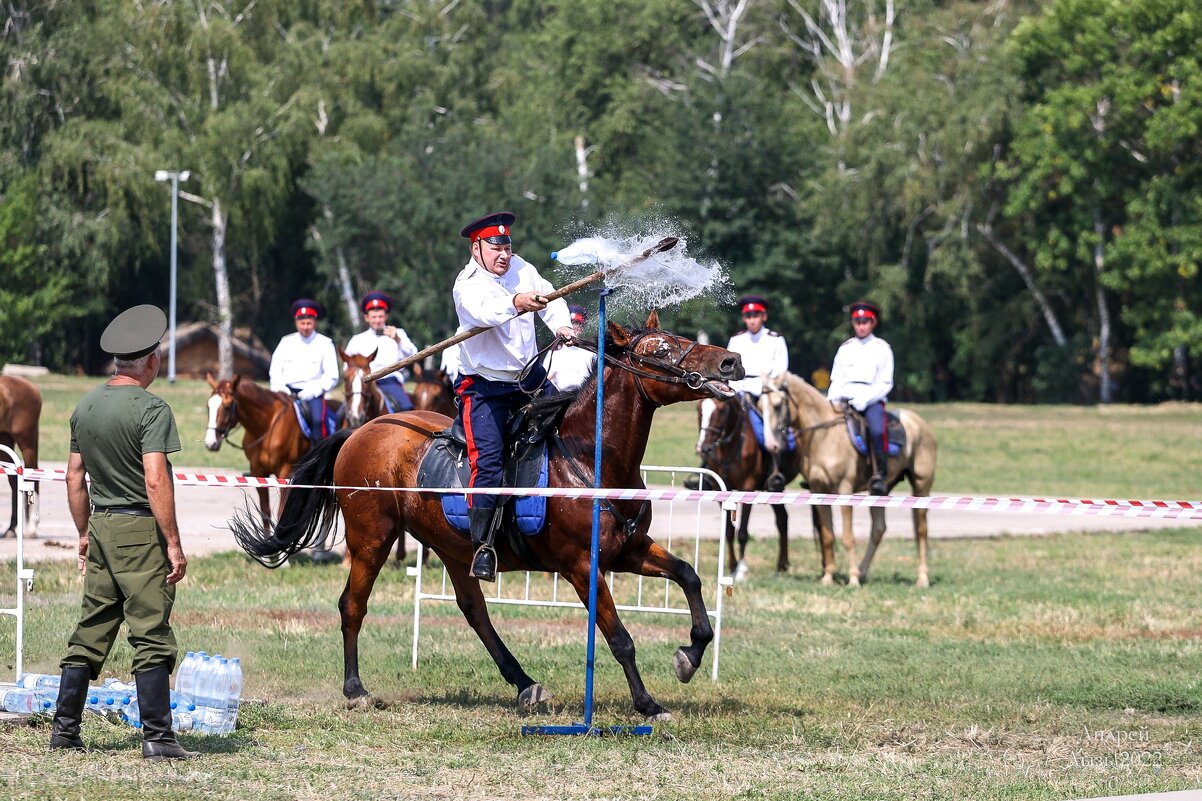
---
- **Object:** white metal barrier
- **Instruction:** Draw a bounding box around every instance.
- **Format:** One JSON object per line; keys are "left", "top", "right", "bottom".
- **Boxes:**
{"left": 409, "top": 466, "right": 735, "bottom": 681}
{"left": 0, "top": 444, "right": 35, "bottom": 680}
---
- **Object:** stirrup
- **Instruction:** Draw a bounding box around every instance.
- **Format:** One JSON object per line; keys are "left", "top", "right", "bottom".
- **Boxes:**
{"left": 471, "top": 545, "right": 497, "bottom": 582}
{"left": 764, "top": 471, "right": 786, "bottom": 493}
{"left": 869, "top": 474, "right": 887, "bottom": 496}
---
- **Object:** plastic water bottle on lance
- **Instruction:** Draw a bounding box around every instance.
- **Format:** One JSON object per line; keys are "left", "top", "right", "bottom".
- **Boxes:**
{"left": 550, "top": 237, "right": 630, "bottom": 268}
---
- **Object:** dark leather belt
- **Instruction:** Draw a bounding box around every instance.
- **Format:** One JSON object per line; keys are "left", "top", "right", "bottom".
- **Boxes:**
{"left": 93, "top": 505, "right": 153, "bottom": 517}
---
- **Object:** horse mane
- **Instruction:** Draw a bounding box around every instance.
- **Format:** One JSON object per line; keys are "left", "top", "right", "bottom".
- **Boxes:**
{"left": 235, "top": 375, "right": 283, "bottom": 405}
{"left": 560, "top": 327, "right": 655, "bottom": 418}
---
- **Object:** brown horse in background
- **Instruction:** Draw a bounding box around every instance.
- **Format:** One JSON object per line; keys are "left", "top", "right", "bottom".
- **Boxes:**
{"left": 759, "top": 372, "right": 937, "bottom": 587}
{"left": 411, "top": 363, "right": 456, "bottom": 417}
{"left": 694, "top": 396, "right": 800, "bottom": 580}
{"left": 340, "top": 350, "right": 387, "bottom": 430}
{"left": 231, "top": 312, "right": 744, "bottom": 718}
{"left": 203, "top": 374, "right": 340, "bottom": 531}
{"left": 0, "top": 376, "right": 40, "bottom": 538}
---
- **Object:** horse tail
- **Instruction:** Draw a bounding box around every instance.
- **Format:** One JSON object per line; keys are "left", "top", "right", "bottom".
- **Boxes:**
{"left": 231, "top": 429, "right": 353, "bottom": 568}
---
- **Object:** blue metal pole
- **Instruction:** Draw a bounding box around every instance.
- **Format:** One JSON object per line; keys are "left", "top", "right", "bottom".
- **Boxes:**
{"left": 583, "top": 286, "right": 611, "bottom": 730}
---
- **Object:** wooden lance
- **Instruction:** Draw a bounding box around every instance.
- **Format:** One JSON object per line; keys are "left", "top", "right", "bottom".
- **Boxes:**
{"left": 366, "top": 237, "right": 678, "bottom": 383}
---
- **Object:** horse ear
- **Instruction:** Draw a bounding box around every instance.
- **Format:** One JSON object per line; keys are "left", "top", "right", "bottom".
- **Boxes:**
{"left": 412, "top": 362, "right": 424, "bottom": 379}
{"left": 645, "top": 309, "right": 660, "bottom": 330}
{"left": 607, "top": 320, "right": 631, "bottom": 348}
{"left": 231, "top": 375, "right": 241, "bottom": 389}
{"left": 367, "top": 348, "right": 377, "bottom": 363}
{"left": 337, "top": 347, "right": 348, "bottom": 364}
{"left": 206, "top": 372, "right": 218, "bottom": 389}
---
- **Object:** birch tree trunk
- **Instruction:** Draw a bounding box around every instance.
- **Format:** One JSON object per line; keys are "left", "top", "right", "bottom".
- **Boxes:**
{"left": 1093, "top": 208, "right": 1113, "bottom": 403}
{"left": 211, "top": 197, "right": 234, "bottom": 378}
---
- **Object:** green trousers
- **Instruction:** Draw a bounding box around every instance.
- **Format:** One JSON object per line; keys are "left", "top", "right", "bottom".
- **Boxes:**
{"left": 62, "top": 512, "right": 178, "bottom": 679}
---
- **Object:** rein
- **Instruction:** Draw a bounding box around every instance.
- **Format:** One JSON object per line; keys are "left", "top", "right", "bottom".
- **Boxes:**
{"left": 208, "top": 393, "right": 289, "bottom": 451}
{"left": 576, "top": 331, "right": 729, "bottom": 406}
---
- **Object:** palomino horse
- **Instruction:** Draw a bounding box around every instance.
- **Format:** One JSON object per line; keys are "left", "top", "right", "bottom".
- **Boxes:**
{"left": 203, "top": 374, "right": 337, "bottom": 529}
{"left": 759, "top": 372, "right": 937, "bottom": 587}
{"left": 411, "top": 363, "right": 456, "bottom": 417}
{"left": 694, "top": 396, "right": 800, "bottom": 579}
{"left": 231, "top": 312, "right": 744, "bottom": 718}
{"left": 0, "top": 376, "right": 40, "bottom": 538}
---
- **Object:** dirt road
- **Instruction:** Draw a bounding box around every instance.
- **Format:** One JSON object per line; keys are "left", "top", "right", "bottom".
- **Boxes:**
{"left": 2, "top": 462, "right": 1196, "bottom": 564}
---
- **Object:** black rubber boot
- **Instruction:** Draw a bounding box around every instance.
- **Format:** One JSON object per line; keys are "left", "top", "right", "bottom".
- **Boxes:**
{"left": 468, "top": 507, "right": 500, "bottom": 582}
{"left": 136, "top": 665, "right": 199, "bottom": 761}
{"left": 49, "top": 665, "right": 90, "bottom": 751}
{"left": 868, "top": 447, "right": 888, "bottom": 496}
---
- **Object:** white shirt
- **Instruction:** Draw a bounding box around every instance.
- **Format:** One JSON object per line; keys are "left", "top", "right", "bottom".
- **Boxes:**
{"left": 440, "top": 342, "right": 462, "bottom": 380}
{"left": 543, "top": 344, "right": 595, "bottom": 391}
{"left": 827, "top": 333, "right": 894, "bottom": 411}
{"left": 726, "top": 327, "right": 789, "bottom": 396}
{"left": 453, "top": 254, "right": 571, "bottom": 381}
{"left": 269, "top": 331, "right": 339, "bottom": 400}
{"left": 345, "top": 326, "right": 417, "bottom": 379}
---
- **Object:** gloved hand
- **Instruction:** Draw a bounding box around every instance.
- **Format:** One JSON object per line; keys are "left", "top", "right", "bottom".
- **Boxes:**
{"left": 850, "top": 396, "right": 868, "bottom": 413}
{"left": 298, "top": 385, "right": 322, "bottom": 401}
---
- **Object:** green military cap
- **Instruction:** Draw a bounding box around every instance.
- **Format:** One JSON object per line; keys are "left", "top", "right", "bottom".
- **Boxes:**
{"left": 100, "top": 304, "right": 167, "bottom": 359}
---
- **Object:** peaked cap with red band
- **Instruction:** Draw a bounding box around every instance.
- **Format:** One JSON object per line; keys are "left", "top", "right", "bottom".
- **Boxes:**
{"left": 569, "top": 304, "right": 587, "bottom": 324}
{"left": 739, "top": 295, "right": 768, "bottom": 315}
{"left": 849, "top": 300, "right": 881, "bottom": 321}
{"left": 460, "top": 211, "right": 516, "bottom": 244}
{"left": 291, "top": 298, "right": 324, "bottom": 319}
{"left": 361, "top": 291, "right": 393, "bottom": 314}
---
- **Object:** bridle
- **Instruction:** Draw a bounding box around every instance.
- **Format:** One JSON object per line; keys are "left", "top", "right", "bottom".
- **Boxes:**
{"left": 577, "top": 330, "right": 738, "bottom": 406}
{"left": 344, "top": 366, "right": 384, "bottom": 426}
{"left": 207, "top": 392, "right": 240, "bottom": 443}
{"left": 699, "top": 400, "right": 743, "bottom": 458}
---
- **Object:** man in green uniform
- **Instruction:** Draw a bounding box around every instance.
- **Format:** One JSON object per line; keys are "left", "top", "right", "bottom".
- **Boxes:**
{"left": 49, "top": 305, "right": 198, "bottom": 760}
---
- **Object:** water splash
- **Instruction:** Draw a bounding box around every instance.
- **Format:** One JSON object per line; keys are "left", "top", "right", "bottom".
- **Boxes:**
{"left": 550, "top": 231, "right": 731, "bottom": 311}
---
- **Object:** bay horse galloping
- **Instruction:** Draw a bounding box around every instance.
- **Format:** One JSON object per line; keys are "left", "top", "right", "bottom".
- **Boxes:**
{"left": 410, "top": 363, "right": 456, "bottom": 417}
{"left": 0, "top": 376, "right": 41, "bottom": 538}
{"left": 203, "top": 374, "right": 318, "bottom": 530}
{"left": 759, "top": 372, "right": 937, "bottom": 587}
{"left": 694, "top": 396, "right": 800, "bottom": 579}
{"left": 232, "top": 312, "right": 743, "bottom": 719}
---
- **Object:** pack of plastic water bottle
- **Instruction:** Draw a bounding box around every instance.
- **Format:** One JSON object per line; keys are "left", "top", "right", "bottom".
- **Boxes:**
{"left": 12, "top": 651, "right": 242, "bottom": 735}
{"left": 172, "top": 651, "right": 243, "bottom": 735}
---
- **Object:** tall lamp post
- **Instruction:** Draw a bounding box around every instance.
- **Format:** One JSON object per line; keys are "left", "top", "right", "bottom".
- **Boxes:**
{"left": 154, "top": 170, "right": 190, "bottom": 382}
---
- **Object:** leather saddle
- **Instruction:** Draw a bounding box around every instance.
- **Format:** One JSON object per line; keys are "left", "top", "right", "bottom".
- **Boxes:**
{"left": 844, "top": 408, "right": 905, "bottom": 458}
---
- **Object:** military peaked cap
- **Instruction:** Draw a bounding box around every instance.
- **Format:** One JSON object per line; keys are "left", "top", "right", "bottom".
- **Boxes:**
{"left": 100, "top": 305, "right": 167, "bottom": 360}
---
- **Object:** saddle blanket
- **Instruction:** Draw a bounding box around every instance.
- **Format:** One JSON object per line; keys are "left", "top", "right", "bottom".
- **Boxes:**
{"left": 416, "top": 437, "right": 549, "bottom": 537}
{"left": 849, "top": 412, "right": 904, "bottom": 457}
{"left": 747, "top": 405, "right": 797, "bottom": 452}
{"left": 292, "top": 401, "right": 338, "bottom": 440}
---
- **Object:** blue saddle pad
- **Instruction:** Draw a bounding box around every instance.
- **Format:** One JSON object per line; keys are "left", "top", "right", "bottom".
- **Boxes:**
{"left": 417, "top": 437, "right": 549, "bottom": 537}
{"left": 292, "top": 401, "right": 338, "bottom": 439}
{"left": 849, "top": 412, "right": 903, "bottom": 457}
{"left": 748, "top": 404, "right": 796, "bottom": 452}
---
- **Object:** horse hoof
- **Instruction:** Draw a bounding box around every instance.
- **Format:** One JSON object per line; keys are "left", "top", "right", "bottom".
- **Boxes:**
{"left": 673, "top": 648, "right": 699, "bottom": 684}
{"left": 733, "top": 561, "right": 749, "bottom": 583}
{"left": 647, "top": 711, "right": 673, "bottom": 723}
{"left": 517, "top": 684, "right": 552, "bottom": 707}
{"left": 1, "top": 529, "right": 14, "bottom": 540}
{"left": 819, "top": 574, "right": 834, "bottom": 586}
{"left": 848, "top": 575, "right": 861, "bottom": 588}
{"left": 917, "top": 574, "right": 930, "bottom": 589}
{"left": 345, "top": 693, "right": 386, "bottom": 710}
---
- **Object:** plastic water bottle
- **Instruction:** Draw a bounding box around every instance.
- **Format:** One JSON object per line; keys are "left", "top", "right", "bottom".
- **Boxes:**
{"left": 203, "top": 659, "right": 231, "bottom": 734}
{"left": 222, "top": 657, "right": 243, "bottom": 734}
{"left": 87, "top": 685, "right": 133, "bottom": 718}
{"left": 17, "top": 672, "right": 60, "bottom": 690}
{"left": 193, "top": 655, "right": 225, "bottom": 734}
{"left": 170, "top": 690, "right": 197, "bottom": 714}
{"left": 174, "top": 652, "right": 198, "bottom": 697}
{"left": 1, "top": 687, "right": 54, "bottom": 714}
{"left": 550, "top": 237, "right": 628, "bottom": 268}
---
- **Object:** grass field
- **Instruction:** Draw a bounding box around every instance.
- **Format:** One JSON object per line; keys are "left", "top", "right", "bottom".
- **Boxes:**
{"left": 1, "top": 533, "right": 1200, "bottom": 800}
{"left": 2, "top": 374, "right": 1200, "bottom": 800}
{"left": 18, "top": 374, "right": 1202, "bottom": 499}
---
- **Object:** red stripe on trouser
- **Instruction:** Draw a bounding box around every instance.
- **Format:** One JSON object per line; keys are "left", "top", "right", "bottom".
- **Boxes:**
{"left": 456, "top": 377, "right": 480, "bottom": 508}
{"left": 879, "top": 402, "right": 888, "bottom": 453}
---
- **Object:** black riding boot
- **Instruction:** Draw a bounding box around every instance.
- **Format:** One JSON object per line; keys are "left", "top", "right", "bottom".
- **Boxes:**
{"left": 764, "top": 452, "right": 786, "bottom": 493}
{"left": 468, "top": 506, "right": 501, "bottom": 582}
{"left": 136, "top": 664, "right": 199, "bottom": 761}
{"left": 49, "top": 665, "right": 90, "bottom": 750}
{"left": 868, "top": 447, "right": 888, "bottom": 496}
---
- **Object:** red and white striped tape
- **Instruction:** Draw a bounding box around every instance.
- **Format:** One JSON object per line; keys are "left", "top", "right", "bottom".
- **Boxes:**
{"left": 3, "top": 463, "right": 1200, "bottom": 521}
